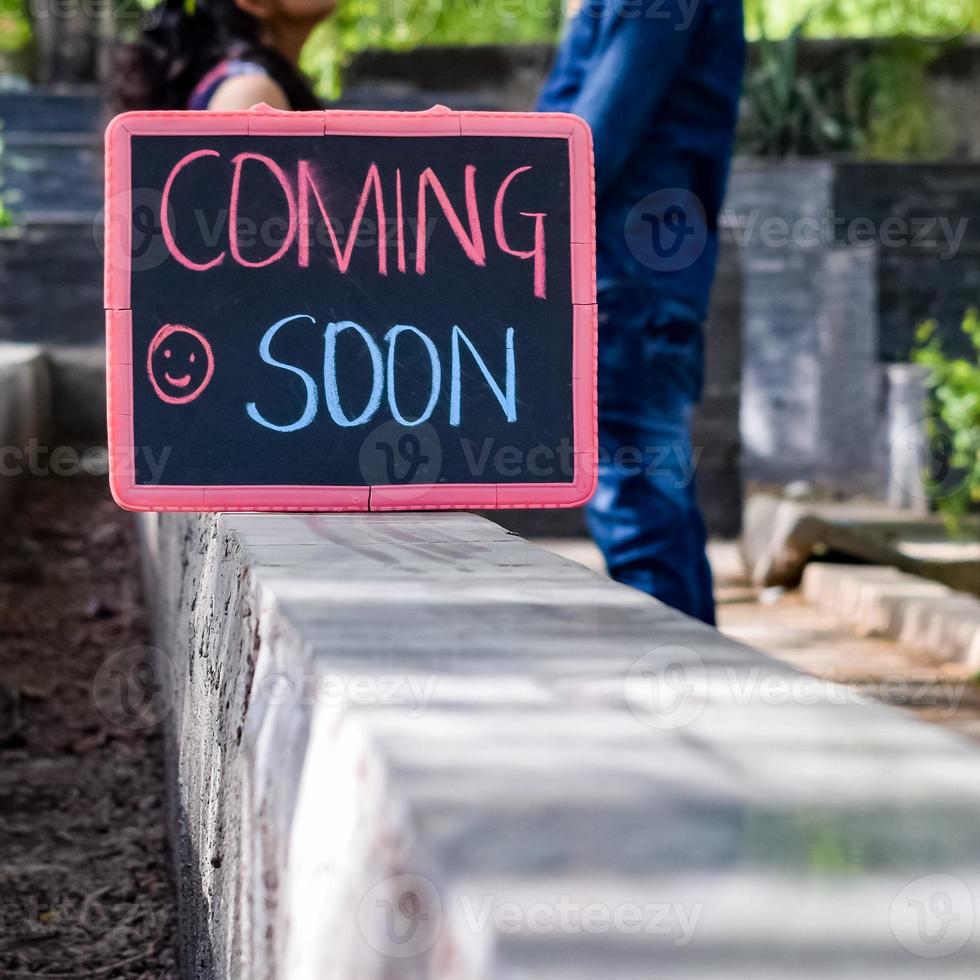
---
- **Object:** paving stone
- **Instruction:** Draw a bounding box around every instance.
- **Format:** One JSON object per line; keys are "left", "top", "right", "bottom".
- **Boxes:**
{"left": 803, "top": 563, "right": 980, "bottom": 668}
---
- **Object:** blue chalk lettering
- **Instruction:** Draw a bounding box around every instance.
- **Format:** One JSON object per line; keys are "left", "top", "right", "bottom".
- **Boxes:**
{"left": 384, "top": 325, "right": 441, "bottom": 426}
{"left": 324, "top": 320, "right": 383, "bottom": 427}
{"left": 450, "top": 325, "right": 516, "bottom": 427}
{"left": 246, "top": 313, "right": 318, "bottom": 432}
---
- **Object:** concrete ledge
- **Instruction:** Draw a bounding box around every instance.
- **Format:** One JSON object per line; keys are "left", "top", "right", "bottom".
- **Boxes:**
{"left": 0, "top": 342, "right": 49, "bottom": 510}
{"left": 743, "top": 493, "right": 980, "bottom": 594}
{"left": 803, "top": 563, "right": 980, "bottom": 669}
{"left": 142, "top": 511, "right": 980, "bottom": 979}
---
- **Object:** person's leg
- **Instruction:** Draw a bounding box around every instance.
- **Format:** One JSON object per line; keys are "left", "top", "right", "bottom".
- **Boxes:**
{"left": 586, "top": 298, "right": 715, "bottom": 625}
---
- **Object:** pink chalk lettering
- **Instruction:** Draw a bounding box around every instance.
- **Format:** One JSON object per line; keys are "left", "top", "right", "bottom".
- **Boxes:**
{"left": 416, "top": 165, "right": 486, "bottom": 276}
{"left": 161, "top": 149, "right": 226, "bottom": 271}
{"left": 297, "top": 161, "right": 388, "bottom": 275}
{"left": 494, "top": 166, "right": 547, "bottom": 300}
{"left": 229, "top": 153, "right": 298, "bottom": 268}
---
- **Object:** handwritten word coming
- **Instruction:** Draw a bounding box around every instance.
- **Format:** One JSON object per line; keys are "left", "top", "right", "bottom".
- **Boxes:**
{"left": 160, "top": 152, "right": 548, "bottom": 299}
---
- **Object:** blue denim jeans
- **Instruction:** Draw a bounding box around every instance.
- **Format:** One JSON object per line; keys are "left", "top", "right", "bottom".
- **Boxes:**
{"left": 587, "top": 292, "right": 716, "bottom": 625}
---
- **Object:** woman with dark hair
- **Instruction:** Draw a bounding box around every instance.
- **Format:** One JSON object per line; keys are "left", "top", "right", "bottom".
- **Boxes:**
{"left": 114, "top": 0, "right": 335, "bottom": 112}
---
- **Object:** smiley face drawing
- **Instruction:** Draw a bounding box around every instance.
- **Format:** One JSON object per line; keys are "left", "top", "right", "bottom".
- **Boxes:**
{"left": 147, "top": 324, "right": 215, "bottom": 405}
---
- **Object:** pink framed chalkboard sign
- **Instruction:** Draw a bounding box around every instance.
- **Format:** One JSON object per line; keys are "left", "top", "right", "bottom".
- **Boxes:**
{"left": 104, "top": 104, "right": 597, "bottom": 512}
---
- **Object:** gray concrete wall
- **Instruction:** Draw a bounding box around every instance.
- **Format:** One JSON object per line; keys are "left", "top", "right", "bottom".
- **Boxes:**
{"left": 143, "top": 508, "right": 980, "bottom": 979}
{"left": 726, "top": 161, "right": 883, "bottom": 496}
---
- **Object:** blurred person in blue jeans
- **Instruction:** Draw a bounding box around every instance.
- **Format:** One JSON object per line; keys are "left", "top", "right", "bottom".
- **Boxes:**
{"left": 538, "top": 0, "right": 745, "bottom": 624}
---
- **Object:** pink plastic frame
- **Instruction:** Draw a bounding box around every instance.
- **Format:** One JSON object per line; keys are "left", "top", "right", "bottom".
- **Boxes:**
{"left": 105, "top": 104, "right": 597, "bottom": 513}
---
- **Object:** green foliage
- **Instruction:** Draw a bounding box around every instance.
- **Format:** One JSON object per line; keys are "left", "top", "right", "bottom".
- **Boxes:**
{"left": 913, "top": 312, "right": 980, "bottom": 531}
{"left": 303, "top": 0, "right": 563, "bottom": 97}
{"left": 744, "top": 0, "right": 980, "bottom": 39}
{"left": 0, "top": 0, "right": 31, "bottom": 55}
{"left": 739, "top": 1, "right": 955, "bottom": 159}
{"left": 0, "top": 133, "right": 15, "bottom": 229}
{"left": 739, "top": 10, "right": 859, "bottom": 156}
{"left": 846, "top": 39, "right": 949, "bottom": 160}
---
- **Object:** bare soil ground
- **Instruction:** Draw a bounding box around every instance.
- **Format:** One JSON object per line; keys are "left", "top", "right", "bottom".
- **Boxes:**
{"left": 0, "top": 475, "right": 178, "bottom": 978}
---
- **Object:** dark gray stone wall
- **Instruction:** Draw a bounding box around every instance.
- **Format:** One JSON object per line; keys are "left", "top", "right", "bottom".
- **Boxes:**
{"left": 833, "top": 163, "right": 980, "bottom": 361}
{"left": 340, "top": 44, "right": 554, "bottom": 111}
{"left": 724, "top": 157, "right": 980, "bottom": 497}
{"left": 691, "top": 229, "right": 743, "bottom": 537}
{"left": 0, "top": 225, "right": 104, "bottom": 344}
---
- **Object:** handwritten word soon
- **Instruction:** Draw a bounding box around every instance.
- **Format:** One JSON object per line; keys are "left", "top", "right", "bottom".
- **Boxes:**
{"left": 161, "top": 153, "right": 548, "bottom": 299}
{"left": 246, "top": 315, "right": 517, "bottom": 433}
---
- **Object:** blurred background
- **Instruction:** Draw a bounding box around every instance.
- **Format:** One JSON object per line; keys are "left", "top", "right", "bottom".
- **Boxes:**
{"left": 0, "top": 0, "right": 976, "bottom": 559}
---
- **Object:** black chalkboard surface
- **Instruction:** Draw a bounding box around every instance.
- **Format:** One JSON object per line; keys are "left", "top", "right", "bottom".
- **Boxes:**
{"left": 105, "top": 107, "right": 596, "bottom": 511}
